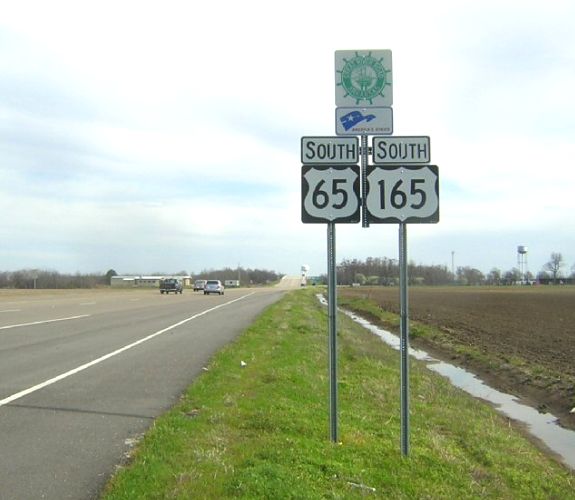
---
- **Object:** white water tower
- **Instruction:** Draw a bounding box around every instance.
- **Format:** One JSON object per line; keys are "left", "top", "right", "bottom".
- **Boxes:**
{"left": 301, "top": 265, "right": 310, "bottom": 286}
{"left": 517, "top": 246, "right": 528, "bottom": 282}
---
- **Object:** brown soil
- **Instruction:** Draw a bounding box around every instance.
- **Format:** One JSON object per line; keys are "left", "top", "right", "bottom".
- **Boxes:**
{"left": 339, "top": 286, "right": 575, "bottom": 430}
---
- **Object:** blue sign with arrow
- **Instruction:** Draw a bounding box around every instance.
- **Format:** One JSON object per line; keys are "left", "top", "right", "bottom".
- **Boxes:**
{"left": 335, "top": 107, "right": 393, "bottom": 135}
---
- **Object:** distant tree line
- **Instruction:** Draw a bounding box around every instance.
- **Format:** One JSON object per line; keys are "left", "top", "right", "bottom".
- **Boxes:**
{"left": 193, "top": 267, "right": 281, "bottom": 286}
{"left": 334, "top": 253, "right": 575, "bottom": 287}
{"left": 0, "top": 269, "right": 113, "bottom": 289}
{"left": 0, "top": 267, "right": 282, "bottom": 289}
{"left": 337, "top": 257, "right": 453, "bottom": 286}
{"left": 4, "top": 253, "right": 571, "bottom": 289}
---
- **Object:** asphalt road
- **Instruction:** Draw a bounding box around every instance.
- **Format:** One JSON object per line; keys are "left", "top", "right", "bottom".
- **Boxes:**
{"left": 0, "top": 280, "right": 299, "bottom": 499}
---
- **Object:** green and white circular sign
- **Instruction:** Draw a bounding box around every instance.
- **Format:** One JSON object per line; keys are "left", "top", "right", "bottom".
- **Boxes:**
{"left": 335, "top": 50, "right": 392, "bottom": 107}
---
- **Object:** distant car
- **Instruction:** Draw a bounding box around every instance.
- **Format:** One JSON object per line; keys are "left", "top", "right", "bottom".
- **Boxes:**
{"left": 193, "top": 280, "right": 207, "bottom": 291}
{"left": 160, "top": 278, "right": 183, "bottom": 294}
{"left": 204, "top": 280, "right": 224, "bottom": 295}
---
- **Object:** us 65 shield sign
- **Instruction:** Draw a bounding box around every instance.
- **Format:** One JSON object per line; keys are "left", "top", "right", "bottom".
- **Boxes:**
{"left": 301, "top": 165, "right": 360, "bottom": 223}
{"left": 365, "top": 165, "right": 439, "bottom": 223}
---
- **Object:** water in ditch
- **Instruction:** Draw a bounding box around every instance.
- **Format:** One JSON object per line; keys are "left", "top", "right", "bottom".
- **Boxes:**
{"left": 341, "top": 307, "right": 575, "bottom": 470}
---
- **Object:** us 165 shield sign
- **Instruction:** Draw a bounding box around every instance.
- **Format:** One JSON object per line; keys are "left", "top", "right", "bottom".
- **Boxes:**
{"left": 365, "top": 165, "right": 439, "bottom": 223}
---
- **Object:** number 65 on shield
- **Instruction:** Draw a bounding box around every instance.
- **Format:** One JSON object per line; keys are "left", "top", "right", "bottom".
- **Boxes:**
{"left": 301, "top": 165, "right": 361, "bottom": 223}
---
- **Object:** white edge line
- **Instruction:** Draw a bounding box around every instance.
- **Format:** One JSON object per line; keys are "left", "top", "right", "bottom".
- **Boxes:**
{"left": 0, "top": 292, "right": 255, "bottom": 408}
{"left": 0, "top": 315, "right": 91, "bottom": 330}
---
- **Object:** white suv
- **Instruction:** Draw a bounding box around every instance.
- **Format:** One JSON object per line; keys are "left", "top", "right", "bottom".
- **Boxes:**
{"left": 193, "top": 280, "right": 207, "bottom": 291}
{"left": 204, "top": 280, "right": 225, "bottom": 295}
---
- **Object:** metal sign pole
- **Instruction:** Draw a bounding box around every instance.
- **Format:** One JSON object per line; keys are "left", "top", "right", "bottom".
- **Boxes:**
{"left": 399, "top": 222, "right": 410, "bottom": 456}
{"left": 361, "top": 134, "right": 369, "bottom": 228}
{"left": 327, "top": 221, "right": 338, "bottom": 442}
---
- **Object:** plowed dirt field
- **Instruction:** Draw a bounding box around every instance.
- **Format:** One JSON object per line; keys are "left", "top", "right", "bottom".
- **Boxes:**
{"left": 339, "top": 286, "right": 575, "bottom": 430}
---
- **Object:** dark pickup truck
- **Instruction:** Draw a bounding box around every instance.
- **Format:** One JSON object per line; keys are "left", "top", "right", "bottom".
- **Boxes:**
{"left": 159, "top": 278, "right": 183, "bottom": 294}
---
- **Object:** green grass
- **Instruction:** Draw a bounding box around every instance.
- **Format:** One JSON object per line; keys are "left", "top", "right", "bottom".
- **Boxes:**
{"left": 102, "top": 289, "right": 574, "bottom": 499}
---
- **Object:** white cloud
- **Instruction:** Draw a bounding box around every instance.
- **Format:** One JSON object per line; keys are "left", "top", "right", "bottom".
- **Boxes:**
{"left": 1, "top": 0, "right": 574, "bottom": 276}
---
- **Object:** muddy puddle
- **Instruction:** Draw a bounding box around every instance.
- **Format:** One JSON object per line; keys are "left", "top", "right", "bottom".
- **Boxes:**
{"left": 337, "top": 304, "right": 575, "bottom": 470}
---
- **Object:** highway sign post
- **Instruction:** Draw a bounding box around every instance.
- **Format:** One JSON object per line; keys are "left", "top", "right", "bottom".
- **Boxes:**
{"left": 326, "top": 222, "right": 337, "bottom": 443}
{"left": 364, "top": 164, "right": 439, "bottom": 456}
{"left": 301, "top": 48, "right": 440, "bottom": 453}
{"left": 335, "top": 50, "right": 393, "bottom": 228}
{"left": 301, "top": 163, "right": 361, "bottom": 443}
{"left": 398, "top": 222, "right": 409, "bottom": 455}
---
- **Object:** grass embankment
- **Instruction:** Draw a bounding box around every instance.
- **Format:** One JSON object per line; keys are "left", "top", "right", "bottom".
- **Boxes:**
{"left": 103, "top": 289, "right": 573, "bottom": 499}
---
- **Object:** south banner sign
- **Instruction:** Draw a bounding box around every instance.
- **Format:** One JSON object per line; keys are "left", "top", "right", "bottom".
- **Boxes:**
{"left": 301, "top": 137, "right": 359, "bottom": 164}
{"left": 372, "top": 136, "right": 430, "bottom": 164}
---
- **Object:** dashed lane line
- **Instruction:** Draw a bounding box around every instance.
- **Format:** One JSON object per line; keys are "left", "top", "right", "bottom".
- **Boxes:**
{"left": 0, "top": 315, "right": 91, "bottom": 330}
{"left": 0, "top": 292, "right": 255, "bottom": 408}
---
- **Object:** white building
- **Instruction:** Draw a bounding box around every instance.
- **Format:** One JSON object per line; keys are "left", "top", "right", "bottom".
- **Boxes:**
{"left": 110, "top": 276, "right": 191, "bottom": 288}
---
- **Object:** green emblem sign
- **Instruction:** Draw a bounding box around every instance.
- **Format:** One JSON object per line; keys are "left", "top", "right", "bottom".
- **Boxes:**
{"left": 335, "top": 50, "right": 392, "bottom": 107}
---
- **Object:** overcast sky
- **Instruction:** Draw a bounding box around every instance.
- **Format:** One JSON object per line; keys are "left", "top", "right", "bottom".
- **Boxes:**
{"left": 1, "top": 0, "right": 574, "bottom": 277}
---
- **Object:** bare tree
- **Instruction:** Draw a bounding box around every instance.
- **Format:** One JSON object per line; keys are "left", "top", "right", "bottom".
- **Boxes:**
{"left": 503, "top": 268, "right": 522, "bottom": 285}
{"left": 543, "top": 252, "right": 564, "bottom": 284}
{"left": 456, "top": 266, "right": 485, "bottom": 286}
{"left": 486, "top": 268, "right": 502, "bottom": 285}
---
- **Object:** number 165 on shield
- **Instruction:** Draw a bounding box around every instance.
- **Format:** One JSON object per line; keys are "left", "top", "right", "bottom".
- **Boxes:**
{"left": 365, "top": 165, "right": 439, "bottom": 224}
